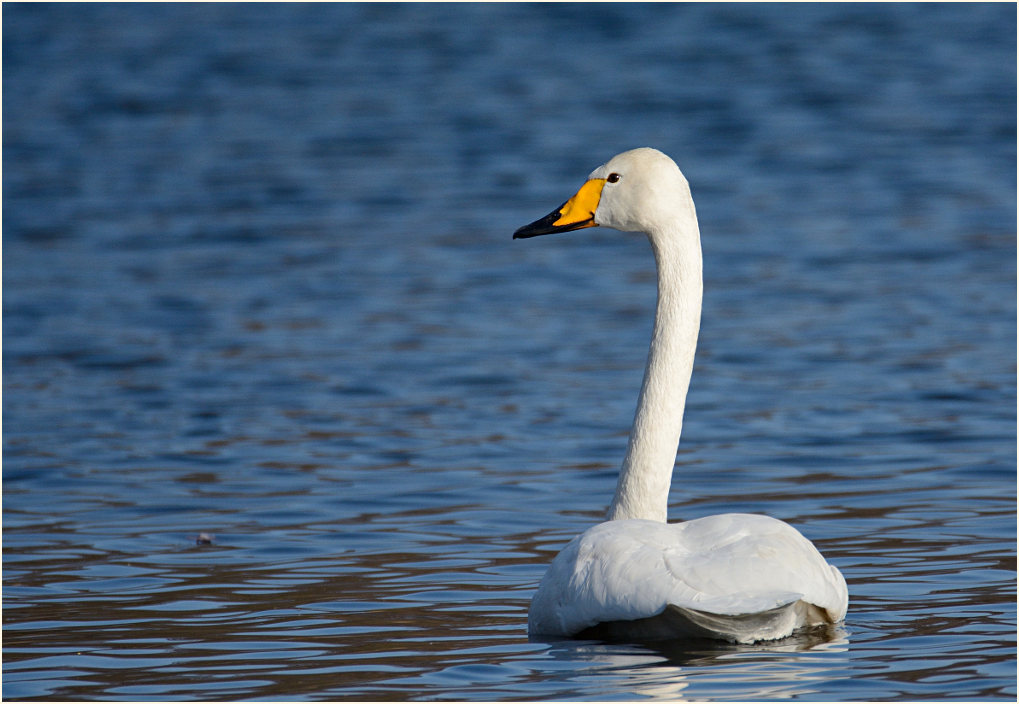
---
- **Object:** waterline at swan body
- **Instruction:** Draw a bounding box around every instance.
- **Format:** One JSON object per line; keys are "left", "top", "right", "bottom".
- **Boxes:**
{"left": 514, "top": 148, "right": 848, "bottom": 643}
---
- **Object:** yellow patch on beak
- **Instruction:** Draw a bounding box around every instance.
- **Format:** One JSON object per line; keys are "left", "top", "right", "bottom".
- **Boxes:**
{"left": 553, "top": 178, "right": 606, "bottom": 229}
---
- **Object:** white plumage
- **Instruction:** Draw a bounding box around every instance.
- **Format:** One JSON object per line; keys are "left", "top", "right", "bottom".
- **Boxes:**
{"left": 528, "top": 514, "right": 847, "bottom": 643}
{"left": 514, "top": 148, "right": 848, "bottom": 643}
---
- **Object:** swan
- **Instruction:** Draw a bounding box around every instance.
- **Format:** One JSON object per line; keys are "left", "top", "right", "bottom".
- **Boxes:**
{"left": 514, "top": 148, "right": 848, "bottom": 644}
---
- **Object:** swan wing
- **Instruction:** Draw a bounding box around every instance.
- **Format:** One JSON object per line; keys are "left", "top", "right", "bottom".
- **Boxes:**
{"left": 528, "top": 513, "right": 847, "bottom": 642}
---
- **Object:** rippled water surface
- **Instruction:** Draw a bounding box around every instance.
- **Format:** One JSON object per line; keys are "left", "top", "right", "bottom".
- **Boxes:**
{"left": 3, "top": 3, "right": 1016, "bottom": 701}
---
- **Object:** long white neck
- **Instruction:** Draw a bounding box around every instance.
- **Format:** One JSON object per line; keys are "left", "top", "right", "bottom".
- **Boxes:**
{"left": 606, "top": 208, "right": 702, "bottom": 522}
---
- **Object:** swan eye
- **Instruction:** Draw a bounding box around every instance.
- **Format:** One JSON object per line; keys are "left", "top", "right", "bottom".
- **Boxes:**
{"left": 607, "top": 173, "right": 621, "bottom": 183}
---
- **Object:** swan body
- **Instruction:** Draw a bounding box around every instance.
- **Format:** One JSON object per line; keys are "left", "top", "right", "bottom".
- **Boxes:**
{"left": 514, "top": 148, "right": 848, "bottom": 643}
{"left": 528, "top": 514, "right": 847, "bottom": 643}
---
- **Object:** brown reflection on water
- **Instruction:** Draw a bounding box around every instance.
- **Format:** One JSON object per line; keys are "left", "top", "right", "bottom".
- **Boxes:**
{"left": 3, "top": 517, "right": 543, "bottom": 699}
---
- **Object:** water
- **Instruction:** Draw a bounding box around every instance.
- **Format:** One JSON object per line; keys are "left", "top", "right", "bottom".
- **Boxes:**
{"left": 3, "top": 3, "right": 1015, "bottom": 700}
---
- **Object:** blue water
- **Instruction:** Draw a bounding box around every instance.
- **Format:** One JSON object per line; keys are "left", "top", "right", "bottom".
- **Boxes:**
{"left": 3, "top": 3, "right": 1015, "bottom": 701}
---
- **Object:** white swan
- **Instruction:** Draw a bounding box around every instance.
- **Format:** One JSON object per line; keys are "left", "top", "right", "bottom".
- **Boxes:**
{"left": 514, "top": 148, "right": 848, "bottom": 644}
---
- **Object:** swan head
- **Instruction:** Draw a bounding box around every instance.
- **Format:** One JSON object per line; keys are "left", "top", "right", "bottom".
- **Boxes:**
{"left": 514, "top": 148, "right": 693, "bottom": 239}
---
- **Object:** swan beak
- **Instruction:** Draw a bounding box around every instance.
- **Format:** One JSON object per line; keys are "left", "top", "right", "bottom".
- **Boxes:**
{"left": 513, "top": 178, "right": 605, "bottom": 239}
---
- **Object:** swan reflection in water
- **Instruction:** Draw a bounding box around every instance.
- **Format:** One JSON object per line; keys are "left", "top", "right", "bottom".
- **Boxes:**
{"left": 535, "top": 625, "right": 850, "bottom": 701}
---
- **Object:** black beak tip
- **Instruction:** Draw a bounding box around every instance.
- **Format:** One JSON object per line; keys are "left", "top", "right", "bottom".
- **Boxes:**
{"left": 513, "top": 205, "right": 568, "bottom": 240}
